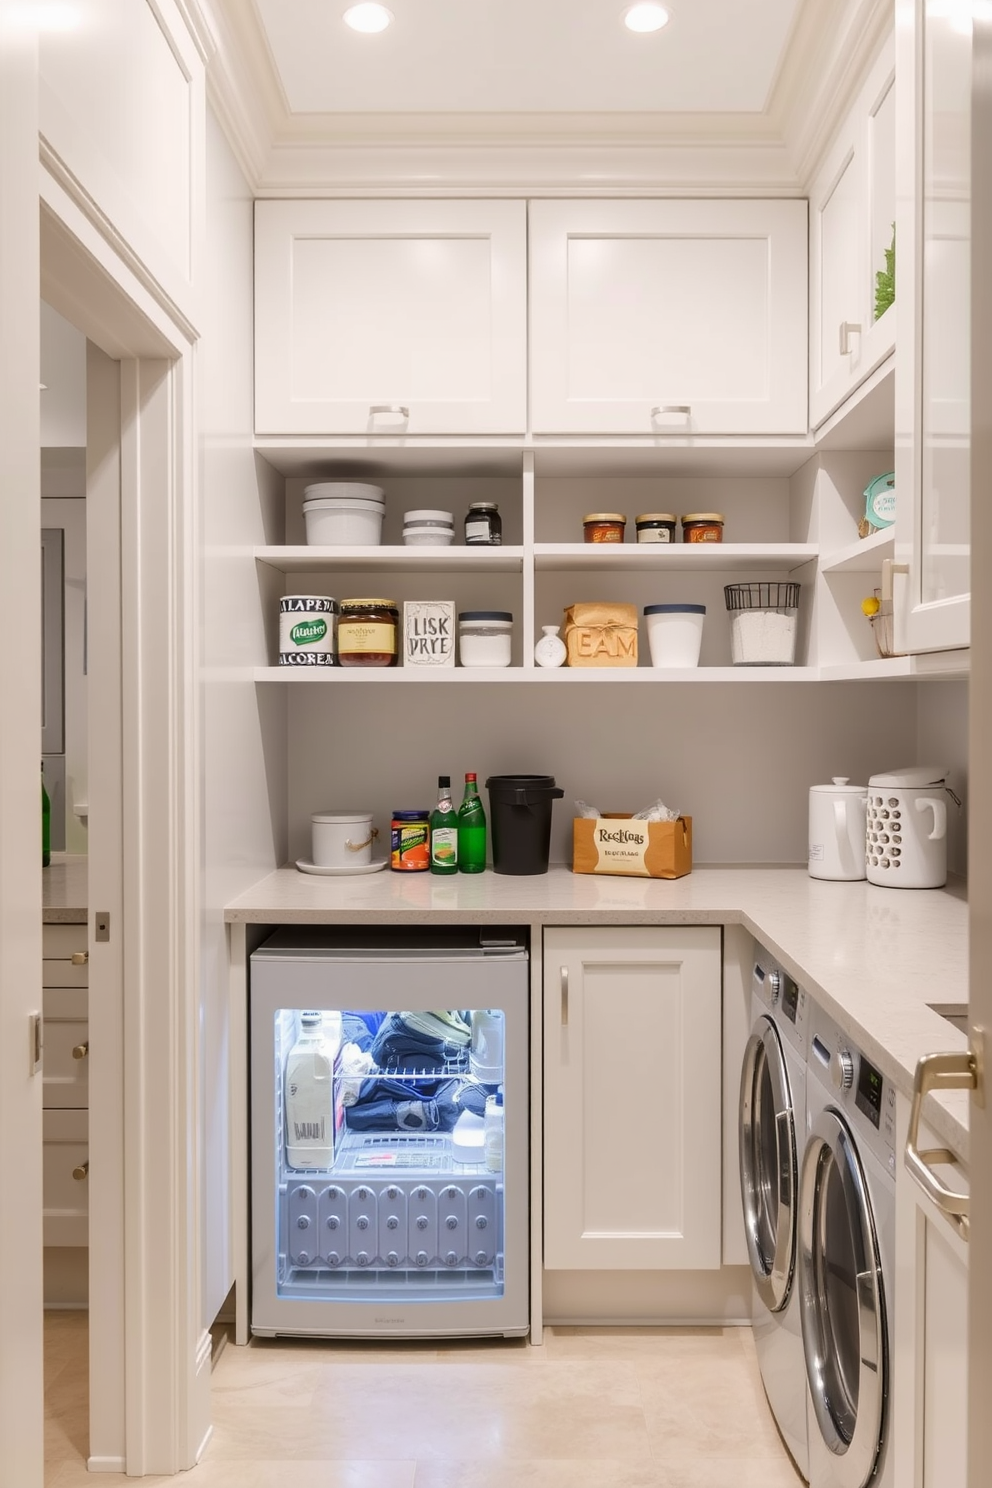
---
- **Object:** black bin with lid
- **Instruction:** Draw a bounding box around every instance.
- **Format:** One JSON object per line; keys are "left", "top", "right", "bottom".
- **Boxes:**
{"left": 485, "top": 775, "right": 565, "bottom": 875}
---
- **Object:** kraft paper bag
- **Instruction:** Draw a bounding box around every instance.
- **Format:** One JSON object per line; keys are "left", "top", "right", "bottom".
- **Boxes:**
{"left": 562, "top": 601, "right": 638, "bottom": 667}
{"left": 572, "top": 815, "right": 693, "bottom": 878}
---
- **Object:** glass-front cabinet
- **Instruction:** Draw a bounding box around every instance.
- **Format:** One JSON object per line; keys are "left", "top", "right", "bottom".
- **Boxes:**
{"left": 895, "top": 0, "right": 972, "bottom": 652}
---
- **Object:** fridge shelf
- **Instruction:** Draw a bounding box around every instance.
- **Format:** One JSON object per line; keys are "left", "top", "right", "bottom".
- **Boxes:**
{"left": 317, "top": 1129, "right": 494, "bottom": 1174}
{"left": 278, "top": 1262, "right": 505, "bottom": 1299}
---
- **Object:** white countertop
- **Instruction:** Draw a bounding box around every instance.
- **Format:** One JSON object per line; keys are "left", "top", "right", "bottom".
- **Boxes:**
{"left": 225, "top": 863, "right": 971, "bottom": 1160}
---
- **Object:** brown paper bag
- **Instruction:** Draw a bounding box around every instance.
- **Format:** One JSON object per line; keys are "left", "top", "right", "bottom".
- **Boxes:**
{"left": 562, "top": 602, "right": 638, "bottom": 667}
{"left": 572, "top": 815, "right": 693, "bottom": 878}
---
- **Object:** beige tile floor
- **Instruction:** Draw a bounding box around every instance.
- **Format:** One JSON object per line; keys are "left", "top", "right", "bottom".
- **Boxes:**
{"left": 45, "top": 1312, "right": 804, "bottom": 1487}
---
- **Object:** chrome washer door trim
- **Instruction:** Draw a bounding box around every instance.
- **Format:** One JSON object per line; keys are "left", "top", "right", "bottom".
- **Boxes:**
{"left": 799, "top": 1107, "right": 887, "bottom": 1488}
{"left": 739, "top": 1018, "right": 798, "bottom": 1312}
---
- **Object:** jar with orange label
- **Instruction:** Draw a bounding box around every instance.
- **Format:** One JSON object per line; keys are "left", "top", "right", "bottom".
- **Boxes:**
{"left": 681, "top": 512, "right": 725, "bottom": 543}
{"left": 337, "top": 598, "right": 399, "bottom": 666}
{"left": 583, "top": 512, "right": 626, "bottom": 543}
{"left": 390, "top": 811, "right": 430, "bottom": 871}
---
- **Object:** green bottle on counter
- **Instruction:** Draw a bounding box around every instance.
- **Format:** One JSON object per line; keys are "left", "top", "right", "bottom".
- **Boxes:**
{"left": 458, "top": 772, "right": 487, "bottom": 873}
{"left": 430, "top": 775, "right": 459, "bottom": 874}
{"left": 42, "top": 762, "right": 51, "bottom": 867}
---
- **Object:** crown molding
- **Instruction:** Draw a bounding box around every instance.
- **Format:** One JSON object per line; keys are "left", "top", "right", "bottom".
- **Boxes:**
{"left": 167, "top": 0, "right": 217, "bottom": 67}
{"left": 197, "top": 0, "right": 289, "bottom": 186}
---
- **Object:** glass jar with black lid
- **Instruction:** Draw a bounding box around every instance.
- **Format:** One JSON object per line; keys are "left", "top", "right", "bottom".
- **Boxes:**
{"left": 337, "top": 598, "right": 399, "bottom": 667}
{"left": 464, "top": 502, "right": 502, "bottom": 546}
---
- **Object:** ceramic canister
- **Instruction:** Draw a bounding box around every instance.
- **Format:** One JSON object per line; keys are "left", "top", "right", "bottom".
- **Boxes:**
{"left": 311, "top": 812, "right": 375, "bottom": 868}
{"left": 808, "top": 777, "right": 868, "bottom": 881}
{"left": 279, "top": 595, "right": 337, "bottom": 666}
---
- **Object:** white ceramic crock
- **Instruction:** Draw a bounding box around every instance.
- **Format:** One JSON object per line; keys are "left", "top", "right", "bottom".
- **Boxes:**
{"left": 865, "top": 767, "right": 948, "bottom": 888}
{"left": 311, "top": 811, "right": 376, "bottom": 868}
{"left": 808, "top": 777, "right": 868, "bottom": 881}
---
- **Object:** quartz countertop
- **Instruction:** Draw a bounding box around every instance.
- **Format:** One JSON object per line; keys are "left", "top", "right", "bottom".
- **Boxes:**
{"left": 42, "top": 854, "right": 88, "bottom": 922}
{"left": 225, "top": 863, "right": 971, "bottom": 1160}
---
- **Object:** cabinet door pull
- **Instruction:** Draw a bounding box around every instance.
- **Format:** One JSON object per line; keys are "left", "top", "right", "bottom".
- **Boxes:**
{"left": 560, "top": 966, "right": 569, "bottom": 1026}
{"left": 839, "top": 321, "right": 862, "bottom": 355}
{"left": 369, "top": 404, "right": 410, "bottom": 429}
{"left": 904, "top": 1039, "right": 983, "bottom": 1238}
{"left": 71, "top": 951, "right": 88, "bottom": 965}
{"left": 72, "top": 1041, "right": 89, "bottom": 1061}
{"left": 72, "top": 1160, "right": 89, "bottom": 1181}
{"left": 650, "top": 404, "right": 691, "bottom": 424}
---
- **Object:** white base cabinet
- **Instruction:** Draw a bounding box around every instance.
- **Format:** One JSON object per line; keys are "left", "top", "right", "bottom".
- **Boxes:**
{"left": 894, "top": 1094, "right": 969, "bottom": 1488}
{"left": 542, "top": 926, "right": 722, "bottom": 1271}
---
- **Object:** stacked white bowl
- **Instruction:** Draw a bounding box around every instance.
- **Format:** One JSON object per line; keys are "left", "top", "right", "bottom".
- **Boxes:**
{"left": 403, "top": 509, "right": 455, "bottom": 546}
{"left": 303, "top": 482, "right": 385, "bottom": 545}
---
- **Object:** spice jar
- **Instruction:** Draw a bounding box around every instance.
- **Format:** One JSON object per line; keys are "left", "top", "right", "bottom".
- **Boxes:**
{"left": 681, "top": 513, "right": 725, "bottom": 543}
{"left": 390, "top": 811, "right": 430, "bottom": 871}
{"left": 464, "top": 502, "right": 502, "bottom": 546}
{"left": 337, "top": 598, "right": 399, "bottom": 667}
{"left": 635, "top": 513, "right": 677, "bottom": 544}
{"left": 583, "top": 512, "right": 626, "bottom": 543}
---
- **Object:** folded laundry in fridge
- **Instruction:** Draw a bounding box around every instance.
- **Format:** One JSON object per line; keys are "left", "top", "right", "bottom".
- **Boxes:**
{"left": 370, "top": 1011, "right": 471, "bottom": 1072}
{"left": 347, "top": 1096, "right": 448, "bottom": 1133}
{"left": 340, "top": 1010, "right": 385, "bottom": 1052}
{"left": 401, "top": 1009, "right": 472, "bottom": 1046}
{"left": 344, "top": 1074, "right": 487, "bottom": 1133}
{"left": 336, "top": 1042, "right": 374, "bottom": 1106}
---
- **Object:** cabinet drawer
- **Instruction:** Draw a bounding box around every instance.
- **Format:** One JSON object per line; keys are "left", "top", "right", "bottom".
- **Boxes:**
{"left": 43, "top": 924, "right": 89, "bottom": 987}
{"left": 43, "top": 1108, "right": 89, "bottom": 1247}
{"left": 529, "top": 199, "right": 808, "bottom": 435}
{"left": 42, "top": 986, "right": 89, "bottom": 1109}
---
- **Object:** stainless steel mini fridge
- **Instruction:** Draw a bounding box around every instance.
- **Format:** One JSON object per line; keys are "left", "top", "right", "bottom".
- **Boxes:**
{"left": 249, "top": 926, "right": 529, "bottom": 1339}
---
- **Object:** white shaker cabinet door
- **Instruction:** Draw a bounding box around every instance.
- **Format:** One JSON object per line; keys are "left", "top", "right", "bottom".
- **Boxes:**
{"left": 254, "top": 199, "right": 527, "bottom": 435}
{"left": 529, "top": 199, "right": 808, "bottom": 435}
{"left": 543, "top": 925, "right": 722, "bottom": 1270}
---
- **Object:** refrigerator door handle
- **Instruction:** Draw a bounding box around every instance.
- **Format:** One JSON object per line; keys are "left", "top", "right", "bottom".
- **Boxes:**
{"left": 561, "top": 965, "right": 569, "bottom": 1025}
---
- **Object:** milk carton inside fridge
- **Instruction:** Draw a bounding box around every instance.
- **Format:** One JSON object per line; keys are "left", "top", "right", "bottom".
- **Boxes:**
{"left": 250, "top": 926, "right": 529, "bottom": 1339}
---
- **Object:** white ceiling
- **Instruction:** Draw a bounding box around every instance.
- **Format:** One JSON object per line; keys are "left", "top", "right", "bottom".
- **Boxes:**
{"left": 251, "top": 0, "right": 805, "bottom": 116}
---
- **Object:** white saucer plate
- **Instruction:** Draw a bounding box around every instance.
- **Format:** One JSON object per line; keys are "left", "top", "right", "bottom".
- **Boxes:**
{"left": 295, "top": 858, "right": 389, "bottom": 877}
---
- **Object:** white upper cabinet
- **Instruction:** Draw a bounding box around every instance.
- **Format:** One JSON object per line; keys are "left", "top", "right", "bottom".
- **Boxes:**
{"left": 894, "top": 0, "right": 971, "bottom": 651}
{"left": 254, "top": 200, "right": 528, "bottom": 436}
{"left": 809, "top": 36, "right": 896, "bottom": 429}
{"left": 528, "top": 199, "right": 808, "bottom": 436}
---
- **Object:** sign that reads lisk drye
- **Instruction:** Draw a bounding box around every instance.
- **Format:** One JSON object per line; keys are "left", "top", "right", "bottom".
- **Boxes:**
{"left": 403, "top": 600, "right": 456, "bottom": 667}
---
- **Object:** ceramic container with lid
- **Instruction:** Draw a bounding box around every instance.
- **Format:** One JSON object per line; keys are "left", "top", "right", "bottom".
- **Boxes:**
{"left": 311, "top": 811, "right": 376, "bottom": 869}
{"left": 865, "top": 766, "right": 950, "bottom": 888}
{"left": 458, "top": 611, "right": 513, "bottom": 667}
{"left": 808, "top": 777, "right": 868, "bottom": 881}
{"left": 402, "top": 509, "right": 455, "bottom": 546}
{"left": 643, "top": 603, "right": 706, "bottom": 668}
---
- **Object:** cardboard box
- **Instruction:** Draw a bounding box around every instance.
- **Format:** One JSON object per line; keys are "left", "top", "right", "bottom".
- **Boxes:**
{"left": 572, "top": 814, "right": 692, "bottom": 879}
{"left": 402, "top": 600, "right": 455, "bottom": 667}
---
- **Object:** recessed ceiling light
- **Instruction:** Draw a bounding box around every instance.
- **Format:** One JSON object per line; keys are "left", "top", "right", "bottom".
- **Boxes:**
{"left": 343, "top": 3, "right": 393, "bottom": 33}
{"left": 623, "top": 3, "right": 670, "bottom": 33}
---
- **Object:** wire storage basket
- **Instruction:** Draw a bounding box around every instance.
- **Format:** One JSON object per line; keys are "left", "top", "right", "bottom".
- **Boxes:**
{"left": 724, "top": 582, "right": 801, "bottom": 666}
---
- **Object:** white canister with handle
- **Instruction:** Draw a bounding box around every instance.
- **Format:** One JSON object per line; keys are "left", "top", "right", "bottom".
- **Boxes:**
{"left": 865, "top": 767, "right": 949, "bottom": 888}
{"left": 808, "top": 777, "right": 868, "bottom": 881}
{"left": 311, "top": 811, "right": 376, "bottom": 869}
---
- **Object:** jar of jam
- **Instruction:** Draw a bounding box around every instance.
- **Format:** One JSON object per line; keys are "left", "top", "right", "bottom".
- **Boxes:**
{"left": 583, "top": 512, "right": 626, "bottom": 543}
{"left": 464, "top": 502, "right": 502, "bottom": 546}
{"left": 635, "top": 513, "right": 677, "bottom": 544}
{"left": 681, "top": 512, "right": 725, "bottom": 543}
{"left": 390, "top": 810, "right": 430, "bottom": 871}
{"left": 337, "top": 598, "right": 399, "bottom": 667}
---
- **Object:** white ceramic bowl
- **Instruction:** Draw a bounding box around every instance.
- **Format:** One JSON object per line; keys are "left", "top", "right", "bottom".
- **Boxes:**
{"left": 644, "top": 604, "right": 706, "bottom": 668}
{"left": 403, "top": 527, "right": 455, "bottom": 547}
{"left": 303, "top": 482, "right": 385, "bottom": 505}
{"left": 311, "top": 811, "right": 375, "bottom": 868}
{"left": 304, "top": 498, "right": 384, "bottom": 546}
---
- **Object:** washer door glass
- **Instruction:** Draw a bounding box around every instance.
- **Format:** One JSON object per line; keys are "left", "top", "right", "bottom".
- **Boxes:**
{"left": 799, "top": 1108, "right": 886, "bottom": 1488}
{"left": 739, "top": 1019, "right": 797, "bottom": 1312}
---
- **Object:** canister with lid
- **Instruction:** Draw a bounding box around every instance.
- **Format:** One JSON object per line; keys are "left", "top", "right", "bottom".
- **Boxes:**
{"left": 337, "top": 598, "right": 399, "bottom": 667}
{"left": 279, "top": 595, "right": 337, "bottom": 666}
{"left": 583, "top": 512, "right": 626, "bottom": 543}
{"left": 635, "top": 513, "right": 677, "bottom": 544}
{"left": 681, "top": 513, "right": 725, "bottom": 543}
{"left": 458, "top": 611, "right": 513, "bottom": 667}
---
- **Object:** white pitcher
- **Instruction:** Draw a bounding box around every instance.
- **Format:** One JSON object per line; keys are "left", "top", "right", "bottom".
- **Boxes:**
{"left": 808, "top": 777, "right": 868, "bottom": 881}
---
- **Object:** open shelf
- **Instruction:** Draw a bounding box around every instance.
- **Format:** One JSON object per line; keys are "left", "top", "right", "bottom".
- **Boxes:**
{"left": 254, "top": 665, "right": 822, "bottom": 683}
{"left": 255, "top": 544, "right": 526, "bottom": 575}
{"left": 819, "top": 529, "right": 894, "bottom": 573}
{"left": 533, "top": 543, "right": 816, "bottom": 573}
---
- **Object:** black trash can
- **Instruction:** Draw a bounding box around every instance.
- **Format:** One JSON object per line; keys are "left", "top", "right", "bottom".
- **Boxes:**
{"left": 485, "top": 775, "right": 565, "bottom": 875}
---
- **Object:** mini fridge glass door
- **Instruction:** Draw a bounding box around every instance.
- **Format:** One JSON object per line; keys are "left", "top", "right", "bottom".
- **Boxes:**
{"left": 250, "top": 930, "right": 529, "bottom": 1339}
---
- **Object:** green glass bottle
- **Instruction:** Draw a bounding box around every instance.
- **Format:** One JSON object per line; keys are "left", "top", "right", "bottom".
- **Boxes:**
{"left": 430, "top": 775, "right": 459, "bottom": 874}
{"left": 458, "top": 772, "right": 487, "bottom": 873}
{"left": 42, "top": 763, "right": 51, "bottom": 867}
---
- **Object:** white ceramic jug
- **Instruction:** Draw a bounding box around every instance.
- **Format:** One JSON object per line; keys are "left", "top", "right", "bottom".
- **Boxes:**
{"left": 808, "top": 777, "right": 868, "bottom": 881}
{"left": 865, "top": 767, "right": 948, "bottom": 888}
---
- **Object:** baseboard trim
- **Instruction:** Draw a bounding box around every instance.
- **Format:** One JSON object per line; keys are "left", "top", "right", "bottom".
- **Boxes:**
{"left": 87, "top": 1456, "right": 126, "bottom": 1473}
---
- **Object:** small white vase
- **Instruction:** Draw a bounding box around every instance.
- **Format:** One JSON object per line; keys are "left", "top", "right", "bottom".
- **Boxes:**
{"left": 534, "top": 625, "right": 567, "bottom": 668}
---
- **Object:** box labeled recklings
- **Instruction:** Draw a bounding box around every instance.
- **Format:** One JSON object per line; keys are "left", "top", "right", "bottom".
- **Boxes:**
{"left": 572, "top": 815, "right": 693, "bottom": 879}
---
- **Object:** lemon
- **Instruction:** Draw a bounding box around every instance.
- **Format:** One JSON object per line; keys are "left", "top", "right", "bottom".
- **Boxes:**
{"left": 861, "top": 596, "right": 881, "bottom": 617}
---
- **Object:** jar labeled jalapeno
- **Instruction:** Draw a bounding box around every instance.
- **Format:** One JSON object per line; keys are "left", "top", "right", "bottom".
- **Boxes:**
{"left": 337, "top": 598, "right": 399, "bottom": 667}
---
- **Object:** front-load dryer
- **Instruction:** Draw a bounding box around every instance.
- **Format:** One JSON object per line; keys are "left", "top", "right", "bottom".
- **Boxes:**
{"left": 800, "top": 1002, "right": 896, "bottom": 1488}
{"left": 739, "top": 947, "right": 809, "bottom": 1480}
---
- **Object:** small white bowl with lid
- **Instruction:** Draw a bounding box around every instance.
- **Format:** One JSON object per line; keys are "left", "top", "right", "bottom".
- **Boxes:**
{"left": 403, "top": 509, "right": 455, "bottom": 546}
{"left": 304, "top": 498, "right": 384, "bottom": 546}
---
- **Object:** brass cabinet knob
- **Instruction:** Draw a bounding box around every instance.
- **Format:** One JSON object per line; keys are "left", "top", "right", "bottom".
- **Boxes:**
{"left": 71, "top": 951, "right": 88, "bottom": 966}
{"left": 72, "top": 1042, "right": 89, "bottom": 1060}
{"left": 72, "top": 1160, "right": 89, "bottom": 1181}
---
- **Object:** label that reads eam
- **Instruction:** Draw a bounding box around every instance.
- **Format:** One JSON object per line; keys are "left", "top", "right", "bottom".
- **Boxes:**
{"left": 593, "top": 819, "right": 649, "bottom": 874}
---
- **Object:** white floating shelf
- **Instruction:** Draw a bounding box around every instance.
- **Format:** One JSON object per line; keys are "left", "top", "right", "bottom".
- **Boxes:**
{"left": 819, "top": 651, "right": 970, "bottom": 681}
{"left": 255, "top": 544, "right": 525, "bottom": 574}
{"left": 819, "top": 529, "right": 894, "bottom": 574}
{"left": 533, "top": 543, "right": 817, "bottom": 573}
{"left": 254, "top": 665, "right": 821, "bottom": 683}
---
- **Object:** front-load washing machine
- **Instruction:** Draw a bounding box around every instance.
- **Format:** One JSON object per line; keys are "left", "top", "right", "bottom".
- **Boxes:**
{"left": 800, "top": 1001, "right": 896, "bottom": 1488}
{"left": 739, "top": 947, "right": 809, "bottom": 1479}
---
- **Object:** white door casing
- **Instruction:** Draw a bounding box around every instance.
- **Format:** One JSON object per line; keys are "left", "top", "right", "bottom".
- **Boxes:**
{"left": 0, "top": 11, "right": 44, "bottom": 1486}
